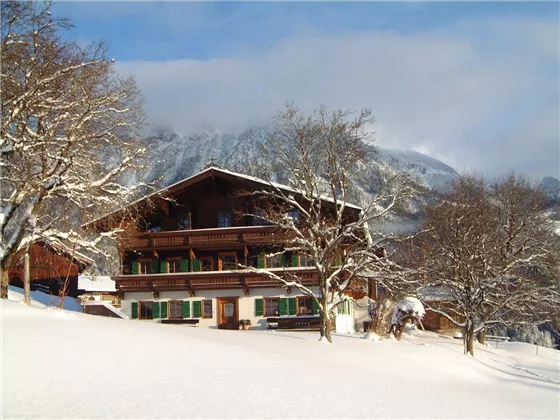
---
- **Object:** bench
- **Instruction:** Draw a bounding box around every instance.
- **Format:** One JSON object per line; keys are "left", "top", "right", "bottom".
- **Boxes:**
{"left": 267, "top": 316, "right": 321, "bottom": 330}
{"left": 160, "top": 318, "right": 199, "bottom": 325}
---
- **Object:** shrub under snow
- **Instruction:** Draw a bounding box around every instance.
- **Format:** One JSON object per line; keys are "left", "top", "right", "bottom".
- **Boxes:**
{"left": 391, "top": 297, "right": 426, "bottom": 340}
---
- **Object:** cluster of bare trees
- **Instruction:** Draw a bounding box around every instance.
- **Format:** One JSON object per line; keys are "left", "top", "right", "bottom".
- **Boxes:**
{"left": 1, "top": 1, "right": 148, "bottom": 299}
{"left": 416, "top": 175, "right": 560, "bottom": 355}
{"left": 250, "top": 104, "right": 559, "bottom": 351}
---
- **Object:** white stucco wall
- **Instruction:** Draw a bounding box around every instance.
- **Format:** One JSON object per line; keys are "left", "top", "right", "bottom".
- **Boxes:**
{"left": 123, "top": 287, "right": 321, "bottom": 330}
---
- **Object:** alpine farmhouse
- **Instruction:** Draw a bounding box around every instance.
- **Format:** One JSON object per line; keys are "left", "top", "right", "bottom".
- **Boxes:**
{"left": 85, "top": 166, "right": 370, "bottom": 331}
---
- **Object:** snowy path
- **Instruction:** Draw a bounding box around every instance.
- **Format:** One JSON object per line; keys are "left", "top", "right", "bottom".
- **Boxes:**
{"left": 2, "top": 298, "right": 559, "bottom": 419}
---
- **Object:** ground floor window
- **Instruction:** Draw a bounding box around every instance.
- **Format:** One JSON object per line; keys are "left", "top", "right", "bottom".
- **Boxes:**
{"left": 169, "top": 300, "right": 183, "bottom": 319}
{"left": 139, "top": 301, "right": 153, "bottom": 319}
{"left": 264, "top": 297, "right": 279, "bottom": 316}
{"left": 297, "top": 296, "right": 314, "bottom": 315}
{"left": 203, "top": 299, "right": 213, "bottom": 318}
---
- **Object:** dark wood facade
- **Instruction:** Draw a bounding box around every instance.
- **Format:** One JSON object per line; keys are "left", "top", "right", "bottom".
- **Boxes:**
{"left": 9, "top": 242, "right": 93, "bottom": 297}
{"left": 90, "top": 167, "right": 361, "bottom": 296}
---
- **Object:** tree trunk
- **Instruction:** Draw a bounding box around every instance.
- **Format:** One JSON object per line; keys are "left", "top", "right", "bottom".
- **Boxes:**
{"left": 464, "top": 319, "right": 475, "bottom": 356}
{"left": 317, "top": 288, "right": 332, "bottom": 343}
{"left": 1, "top": 267, "right": 9, "bottom": 299}
{"left": 23, "top": 252, "right": 31, "bottom": 305}
{"left": 477, "top": 328, "right": 486, "bottom": 345}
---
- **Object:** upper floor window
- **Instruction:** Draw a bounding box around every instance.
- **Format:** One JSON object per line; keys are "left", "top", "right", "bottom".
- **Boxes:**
{"left": 287, "top": 209, "right": 301, "bottom": 225}
{"left": 218, "top": 211, "right": 232, "bottom": 228}
{"left": 252, "top": 209, "right": 272, "bottom": 226}
{"left": 177, "top": 213, "right": 191, "bottom": 230}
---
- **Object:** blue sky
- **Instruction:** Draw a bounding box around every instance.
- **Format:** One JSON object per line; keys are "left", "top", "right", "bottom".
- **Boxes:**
{"left": 54, "top": 1, "right": 559, "bottom": 179}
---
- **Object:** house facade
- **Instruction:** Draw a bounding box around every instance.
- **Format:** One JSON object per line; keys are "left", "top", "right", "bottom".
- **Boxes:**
{"left": 86, "top": 166, "right": 364, "bottom": 330}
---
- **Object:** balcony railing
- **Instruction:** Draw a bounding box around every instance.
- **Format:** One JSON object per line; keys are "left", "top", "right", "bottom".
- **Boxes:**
{"left": 113, "top": 267, "right": 318, "bottom": 293}
{"left": 121, "top": 225, "right": 284, "bottom": 251}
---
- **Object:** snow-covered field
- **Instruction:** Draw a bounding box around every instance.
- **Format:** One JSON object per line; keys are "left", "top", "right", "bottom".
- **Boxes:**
{"left": 2, "top": 293, "right": 559, "bottom": 419}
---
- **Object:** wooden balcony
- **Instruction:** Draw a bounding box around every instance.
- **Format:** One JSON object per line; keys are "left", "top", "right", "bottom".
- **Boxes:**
{"left": 113, "top": 267, "right": 318, "bottom": 294}
{"left": 121, "top": 225, "right": 284, "bottom": 251}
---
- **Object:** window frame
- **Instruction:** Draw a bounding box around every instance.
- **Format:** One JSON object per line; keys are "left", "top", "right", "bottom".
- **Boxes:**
{"left": 199, "top": 256, "right": 214, "bottom": 272}
{"left": 217, "top": 211, "right": 233, "bottom": 228}
{"left": 138, "top": 258, "right": 152, "bottom": 274}
{"left": 177, "top": 212, "right": 192, "bottom": 230}
{"left": 167, "top": 257, "right": 181, "bottom": 273}
{"left": 296, "top": 296, "right": 313, "bottom": 316}
{"left": 168, "top": 300, "right": 183, "bottom": 319}
{"left": 202, "top": 299, "right": 213, "bottom": 319}
{"left": 264, "top": 297, "right": 279, "bottom": 317}
{"left": 139, "top": 300, "right": 153, "bottom": 319}
{"left": 218, "top": 252, "right": 238, "bottom": 271}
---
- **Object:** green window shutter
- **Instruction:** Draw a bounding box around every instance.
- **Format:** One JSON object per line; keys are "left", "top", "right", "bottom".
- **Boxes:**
{"left": 182, "top": 301, "right": 191, "bottom": 318}
{"left": 257, "top": 255, "right": 265, "bottom": 268}
{"left": 131, "top": 302, "right": 138, "bottom": 319}
{"left": 193, "top": 301, "right": 202, "bottom": 318}
{"left": 192, "top": 259, "right": 201, "bottom": 272}
{"left": 160, "top": 301, "right": 168, "bottom": 318}
{"left": 312, "top": 298, "right": 319, "bottom": 315}
{"left": 280, "top": 254, "right": 287, "bottom": 267}
{"left": 288, "top": 297, "right": 297, "bottom": 315}
{"left": 255, "top": 298, "right": 264, "bottom": 316}
{"left": 291, "top": 255, "right": 299, "bottom": 267}
{"left": 160, "top": 260, "right": 168, "bottom": 273}
{"left": 278, "top": 298, "right": 288, "bottom": 316}
{"left": 152, "top": 301, "right": 161, "bottom": 319}
{"left": 335, "top": 257, "right": 342, "bottom": 267}
{"left": 180, "top": 259, "right": 189, "bottom": 273}
{"left": 151, "top": 259, "right": 159, "bottom": 274}
{"left": 131, "top": 261, "right": 139, "bottom": 275}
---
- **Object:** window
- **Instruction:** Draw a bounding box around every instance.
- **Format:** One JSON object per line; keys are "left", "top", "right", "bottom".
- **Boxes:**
{"left": 252, "top": 209, "right": 270, "bottom": 226}
{"left": 203, "top": 300, "right": 213, "bottom": 318}
{"left": 297, "top": 296, "right": 313, "bottom": 315}
{"left": 168, "top": 258, "right": 181, "bottom": 273}
{"left": 199, "top": 256, "right": 214, "bottom": 271}
{"left": 139, "top": 259, "right": 153, "bottom": 274}
{"left": 219, "top": 252, "right": 238, "bottom": 271}
{"left": 287, "top": 209, "right": 301, "bottom": 225}
{"left": 266, "top": 254, "right": 283, "bottom": 268}
{"left": 139, "top": 301, "right": 153, "bottom": 319}
{"left": 149, "top": 225, "right": 162, "bottom": 233}
{"left": 177, "top": 213, "right": 191, "bottom": 230}
{"left": 169, "top": 300, "right": 183, "bottom": 319}
{"left": 217, "top": 211, "right": 232, "bottom": 228}
{"left": 299, "top": 254, "right": 313, "bottom": 267}
{"left": 264, "top": 298, "right": 279, "bottom": 316}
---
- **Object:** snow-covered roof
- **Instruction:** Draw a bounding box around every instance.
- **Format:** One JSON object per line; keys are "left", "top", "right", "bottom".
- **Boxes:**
{"left": 83, "top": 166, "right": 362, "bottom": 228}
{"left": 78, "top": 276, "right": 116, "bottom": 292}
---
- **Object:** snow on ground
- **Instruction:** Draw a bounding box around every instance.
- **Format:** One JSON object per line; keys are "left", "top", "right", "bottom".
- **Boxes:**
{"left": 7, "top": 285, "right": 82, "bottom": 312}
{"left": 2, "top": 298, "right": 559, "bottom": 419}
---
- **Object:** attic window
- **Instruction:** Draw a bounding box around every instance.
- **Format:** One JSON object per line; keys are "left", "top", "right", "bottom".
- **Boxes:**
{"left": 287, "top": 210, "right": 301, "bottom": 225}
{"left": 217, "top": 211, "right": 232, "bottom": 228}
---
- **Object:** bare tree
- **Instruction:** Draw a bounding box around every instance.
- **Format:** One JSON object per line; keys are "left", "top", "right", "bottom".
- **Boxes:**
{"left": 1, "top": 1, "right": 149, "bottom": 299}
{"left": 244, "top": 103, "right": 414, "bottom": 343}
{"left": 419, "top": 174, "right": 560, "bottom": 356}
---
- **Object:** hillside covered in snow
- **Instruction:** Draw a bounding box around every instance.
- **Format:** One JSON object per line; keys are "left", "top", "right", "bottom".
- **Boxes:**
{"left": 2, "top": 294, "right": 559, "bottom": 419}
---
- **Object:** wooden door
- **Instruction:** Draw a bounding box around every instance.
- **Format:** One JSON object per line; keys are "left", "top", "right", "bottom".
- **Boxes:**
{"left": 218, "top": 297, "right": 239, "bottom": 330}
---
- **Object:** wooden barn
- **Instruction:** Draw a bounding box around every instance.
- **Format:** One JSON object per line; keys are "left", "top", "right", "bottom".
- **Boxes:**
{"left": 84, "top": 166, "right": 365, "bottom": 331}
{"left": 9, "top": 242, "right": 93, "bottom": 297}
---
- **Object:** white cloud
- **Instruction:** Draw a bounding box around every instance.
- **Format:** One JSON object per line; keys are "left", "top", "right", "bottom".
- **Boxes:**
{"left": 117, "top": 17, "right": 559, "bottom": 179}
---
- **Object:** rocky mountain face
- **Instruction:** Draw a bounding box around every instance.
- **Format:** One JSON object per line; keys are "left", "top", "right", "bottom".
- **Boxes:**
{"left": 146, "top": 126, "right": 458, "bottom": 191}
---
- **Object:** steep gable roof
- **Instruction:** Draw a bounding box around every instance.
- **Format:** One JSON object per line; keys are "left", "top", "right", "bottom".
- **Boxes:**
{"left": 83, "top": 166, "right": 362, "bottom": 229}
